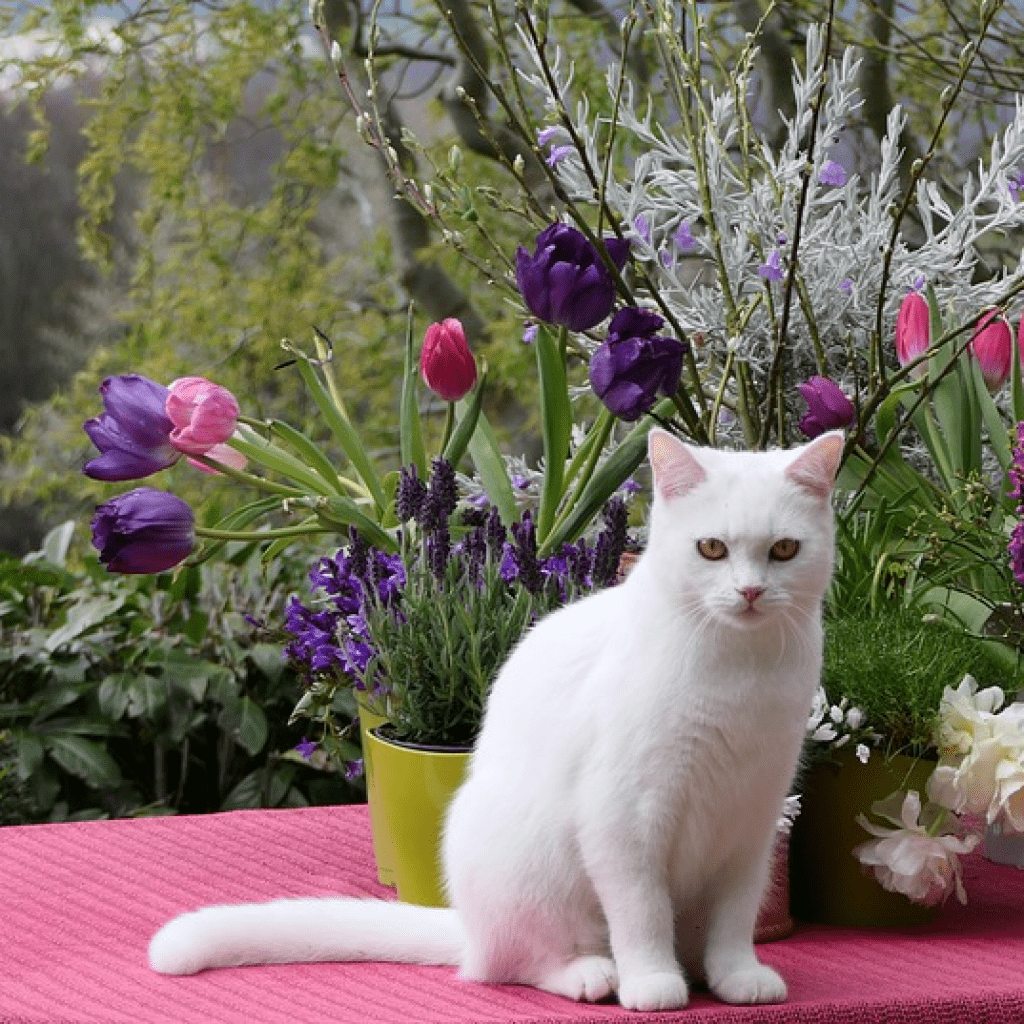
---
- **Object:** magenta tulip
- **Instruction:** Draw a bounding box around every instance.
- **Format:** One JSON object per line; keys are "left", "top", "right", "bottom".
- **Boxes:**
{"left": 797, "top": 377, "right": 856, "bottom": 439}
{"left": 420, "top": 319, "right": 477, "bottom": 402}
{"left": 970, "top": 310, "right": 1013, "bottom": 393}
{"left": 165, "top": 376, "right": 240, "bottom": 456}
{"left": 895, "top": 291, "right": 930, "bottom": 376}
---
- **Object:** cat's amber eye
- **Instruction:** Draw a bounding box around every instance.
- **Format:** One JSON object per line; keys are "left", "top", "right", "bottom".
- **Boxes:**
{"left": 697, "top": 538, "right": 728, "bottom": 561}
{"left": 769, "top": 538, "right": 800, "bottom": 562}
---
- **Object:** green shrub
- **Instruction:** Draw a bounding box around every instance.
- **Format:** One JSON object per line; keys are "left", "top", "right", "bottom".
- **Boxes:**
{"left": 0, "top": 523, "right": 359, "bottom": 824}
{"left": 823, "top": 608, "right": 1024, "bottom": 757}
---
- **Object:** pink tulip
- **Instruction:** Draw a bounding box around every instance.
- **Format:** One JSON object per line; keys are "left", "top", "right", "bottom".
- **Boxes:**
{"left": 165, "top": 376, "right": 240, "bottom": 456}
{"left": 421, "top": 319, "right": 477, "bottom": 402}
{"left": 895, "top": 291, "right": 930, "bottom": 376}
{"left": 970, "top": 310, "right": 1013, "bottom": 393}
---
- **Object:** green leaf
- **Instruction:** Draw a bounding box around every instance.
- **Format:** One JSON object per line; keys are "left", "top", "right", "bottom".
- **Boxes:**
{"left": 287, "top": 344, "right": 387, "bottom": 515}
{"left": 16, "top": 732, "right": 45, "bottom": 782}
{"left": 234, "top": 696, "right": 268, "bottom": 756}
{"left": 534, "top": 324, "right": 572, "bottom": 542}
{"left": 230, "top": 425, "right": 335, "bottom": 497}
{"left": 267, "top": 419, "right": 350, "bottom": 496}
{"left": 458, "top": 407, "right": 516, "bottom": 526}
{"left": 44, "top": 594, "right": 125, "bottom": 652}
{"left": 442, "top": 364, "right": 486, "bottom": 470}
{"left": 315, "top": 496, "right": 397, "bottom": 552}
{"left": 45, "top": 734, "right": 123, "bottom": 789}
{"left": 968, "top": 357, "right": 1012, "bottom": 474}
{"left": 400, "top": 309, "right": 428, "bottom": 479}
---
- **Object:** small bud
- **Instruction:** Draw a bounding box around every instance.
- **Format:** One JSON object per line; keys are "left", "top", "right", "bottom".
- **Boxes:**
{"left": 330, "top": 41, "right": 342, "bottom": 65}
{"left": 512, "top": 154, "right": 525, "bottom": 176}
{"left": 448, "top": 145, "right": 462, "bottom": 172}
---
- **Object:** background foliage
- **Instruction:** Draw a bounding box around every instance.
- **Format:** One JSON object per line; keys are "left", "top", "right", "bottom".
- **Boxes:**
{"left": 0, "top": 524, "right": 359, "bottom": 824}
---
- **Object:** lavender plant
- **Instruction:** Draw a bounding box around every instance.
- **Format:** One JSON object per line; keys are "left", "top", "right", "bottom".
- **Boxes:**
{"left": 285, "top": 458, "right": 630, "bottom": 752}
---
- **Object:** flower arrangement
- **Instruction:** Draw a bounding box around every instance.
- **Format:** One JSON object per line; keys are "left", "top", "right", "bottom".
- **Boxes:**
{"left": 284, "top": 457, "right": 630, "bottom": 753}
{"left": 851, "top": 676, "right": 1024, "bottom": 907}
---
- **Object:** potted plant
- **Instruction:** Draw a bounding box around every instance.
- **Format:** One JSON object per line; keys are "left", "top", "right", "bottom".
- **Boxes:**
{"left": 791, "top": 601, "right": 1024, "bottom": 926}
{"left": 284, "top": 456, "right": 632, "bottom": 905}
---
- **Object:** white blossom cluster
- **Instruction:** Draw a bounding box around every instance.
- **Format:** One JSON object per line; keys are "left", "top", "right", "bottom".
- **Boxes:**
{"left": 805, "top": 685, "right": 875, "bottom": 764}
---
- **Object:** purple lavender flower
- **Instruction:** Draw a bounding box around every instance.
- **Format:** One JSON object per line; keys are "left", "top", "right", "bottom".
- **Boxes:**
{"left": 343, "top": 759, "right": 364, "bottom": 781}
{"left": 522, "top": 324, "right": 539, "bottom": 345}
{"left": 515, "top": 223, "right": 630, "bottom": 332}
{"left": 90, "top": 487, "right": 195, "bottom": 574}
{"left": 83, "top": 374, "right": 179, "bottom": 481}
{"left": 797, "top": 377, "right": 856, "bottom": 439}
{"left": 418, "top": 457, "right": 458, "bottom": 534}
{"left": 759, "top": 249, "right": 785, "bottom": 282}
{"left": 634, "top": 214, "right": 652, "bottom": 245}
{"left": 819, "top": 159, "right": 847, "bottom": 187}
{"left": 589, "top": 307, "right": 687, "bottom": 422}
{"left": 537, "top": 125, "right": 560, "bottom": 147}
{"left": 396, "top": 464, "right": 428, "bottom": 524}
{"left": 508, "top": 512, "right": 545, "bottom": 594}
{"left": 1008, "top": 423, "right": 1024, "bottom": 586}
{"left": 1008, "top": 169, "right": 1024, "bottom": 201}
{"left": 591, "top": 496, "right": 629, "bottom": 587}
{"left": 840, "top": 278, "right": 854, "bottom": 296}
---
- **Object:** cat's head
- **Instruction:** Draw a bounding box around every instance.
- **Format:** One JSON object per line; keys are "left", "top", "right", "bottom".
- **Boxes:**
{"left": 643, "top": 429, "right": 843, "bottom": 631}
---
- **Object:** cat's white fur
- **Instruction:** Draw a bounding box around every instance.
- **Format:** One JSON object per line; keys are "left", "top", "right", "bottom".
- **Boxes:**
{"left": 149, "top": 428, "right": 843, "bottom": 1011}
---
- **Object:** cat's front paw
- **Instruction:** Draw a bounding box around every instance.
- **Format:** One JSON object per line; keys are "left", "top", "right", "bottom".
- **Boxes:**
{"left": 711, "top": 963, "right": 787, "bottom": 1005}
{"left": 536, "top": 955, "right": 618, "bottom": 1002}
{"left": 618, "top": 970, "right": 689, "bottom": 1011}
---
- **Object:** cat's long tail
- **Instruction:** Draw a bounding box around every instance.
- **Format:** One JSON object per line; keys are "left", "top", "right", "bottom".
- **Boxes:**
{"left": 148, "top": 898, "right": 465, "bottom": 975}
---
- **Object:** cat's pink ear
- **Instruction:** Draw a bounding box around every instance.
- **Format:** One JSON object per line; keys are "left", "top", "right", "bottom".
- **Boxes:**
{"left": 649, "top": 428, "right": 706, "bottom": 500}
{"left": 786, "top": 430, "right": 844, "bottom": 500}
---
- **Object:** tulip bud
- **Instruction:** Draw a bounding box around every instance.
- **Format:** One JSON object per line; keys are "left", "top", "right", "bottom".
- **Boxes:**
{"left": 91, "top": 488, "right": 195, "bottom": 575}
{"left": 797, "top": 376, "right": 856, "bottom": 439}
{"left": 166, "top": 377, "right": 241, "bottom": 456}
{"left": 970, "top": 309, "right": 1013, "bottom": 393}
{"left": 420, "top": 319, "right": 477, "bottom": 402}
{"left": 895, "top": 291, "right": 930, "bottom": 376}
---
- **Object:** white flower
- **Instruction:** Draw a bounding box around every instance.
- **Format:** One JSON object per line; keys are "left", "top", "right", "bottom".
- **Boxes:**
{"left": 846, "top": 707, "right": 866, "bottom": 730}
{"left": 778, "top": 794, "right": 801, "bottom": 835}
{"left": 930, "top": 677, "right": 1024, "bottom": 832}
{"left": 935, "top": 674, "right": 1005, "bottom": 755}
{"left": 929, "top": 719, "right": 1024, "bottom": 831}
{"left": 854, "top": 790, "right": 979, "bottom": 906}
{"left": 855, "top": 743, "right": 871, "bottom": 764}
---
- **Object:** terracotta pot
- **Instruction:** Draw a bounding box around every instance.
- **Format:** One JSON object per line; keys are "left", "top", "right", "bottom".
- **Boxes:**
{"left": 364, "top": 727, "right": 471, "bottom": 907}
{"left": 754, "top": 831, "right": 793, "bottom": 942}
{"left": 789, "top": 749, "right": 938, "bottom": 927}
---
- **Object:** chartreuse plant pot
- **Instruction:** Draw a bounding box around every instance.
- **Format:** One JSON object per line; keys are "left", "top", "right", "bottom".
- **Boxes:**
{"left": 364, "top": 727, "right": 471, "bottom": 907}
{"left": 789, "top": 749, "right": 938, "bottom": 927}
{"left": 356, "top": 695, "right": 396, "bottom": 887}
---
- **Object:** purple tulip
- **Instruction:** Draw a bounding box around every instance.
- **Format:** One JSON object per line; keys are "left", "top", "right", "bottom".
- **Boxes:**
{"left": 515, "top": 223, "right": 630, "bottom": 332}
{"left": 83, "top": 374, "right": 178, "bottom": 481}
{"left": 589, "top": 307, "right": 687, "bottom": 422}
{"left": 797, "top": 376, "right": 856, "bottom": 438}
{"left": 91, "top": 487, "right": 195, "bottom": 574}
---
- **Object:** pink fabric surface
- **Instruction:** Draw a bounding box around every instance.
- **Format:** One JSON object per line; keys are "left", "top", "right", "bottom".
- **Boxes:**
{"left": 1, "top": 803, "right": 1022, "bottom": 1024}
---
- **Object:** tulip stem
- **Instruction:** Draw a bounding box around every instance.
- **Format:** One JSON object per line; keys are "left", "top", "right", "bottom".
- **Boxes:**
{"left": 195, "top": 524, "right": 327, "bottom": 543}
{"left": 189, "top": 448, "right": 306, "bottom": 499}
{"left": 440, "top": 401, "right": 456, "bottom": 457}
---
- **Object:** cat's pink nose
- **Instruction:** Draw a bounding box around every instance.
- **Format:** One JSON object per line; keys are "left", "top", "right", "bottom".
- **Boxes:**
{"left": 740, "top": 586, "right": 765, "bottom": 606}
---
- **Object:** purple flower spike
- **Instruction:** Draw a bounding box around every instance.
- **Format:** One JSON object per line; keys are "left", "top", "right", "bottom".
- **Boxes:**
{"left": 83, "top": 374, "right": 179, "bottom": 481}
{"left": 589, "top": 307, "right": 687, "bottom": 422}
{"left": 797, "top": 376, "right": 856, "bottom": 439}
{"left": 90, "top": 487, "right": 195, "bottom": 574}
{"left": 545, "top": 145, "right": 574, "bottom": 167}
{"left": 515, "top": 223, "right": 630, "bottom": 332}
{"left": 819, "top": 159, "right": 847, "bottom": 187}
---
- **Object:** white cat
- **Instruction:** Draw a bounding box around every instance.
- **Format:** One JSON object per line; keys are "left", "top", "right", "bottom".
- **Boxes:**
{"left": 149, "top": 428, "right": 843, "bottom": 1011}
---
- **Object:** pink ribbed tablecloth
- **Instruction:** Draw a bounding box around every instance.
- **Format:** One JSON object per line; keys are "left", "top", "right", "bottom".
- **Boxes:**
{"left": 1, "top": 803, "right": 1022, "bottom": 1024}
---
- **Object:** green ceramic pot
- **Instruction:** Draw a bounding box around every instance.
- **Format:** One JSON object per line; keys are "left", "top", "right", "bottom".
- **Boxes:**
{"left": 356, "top": 695, "right": 396, "bottom": 887}
{"left": 364, "top": 726, "right": 471, "bottom": 907}
{"left": 789, "top": 749, "right": 938, "bottom": 927}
